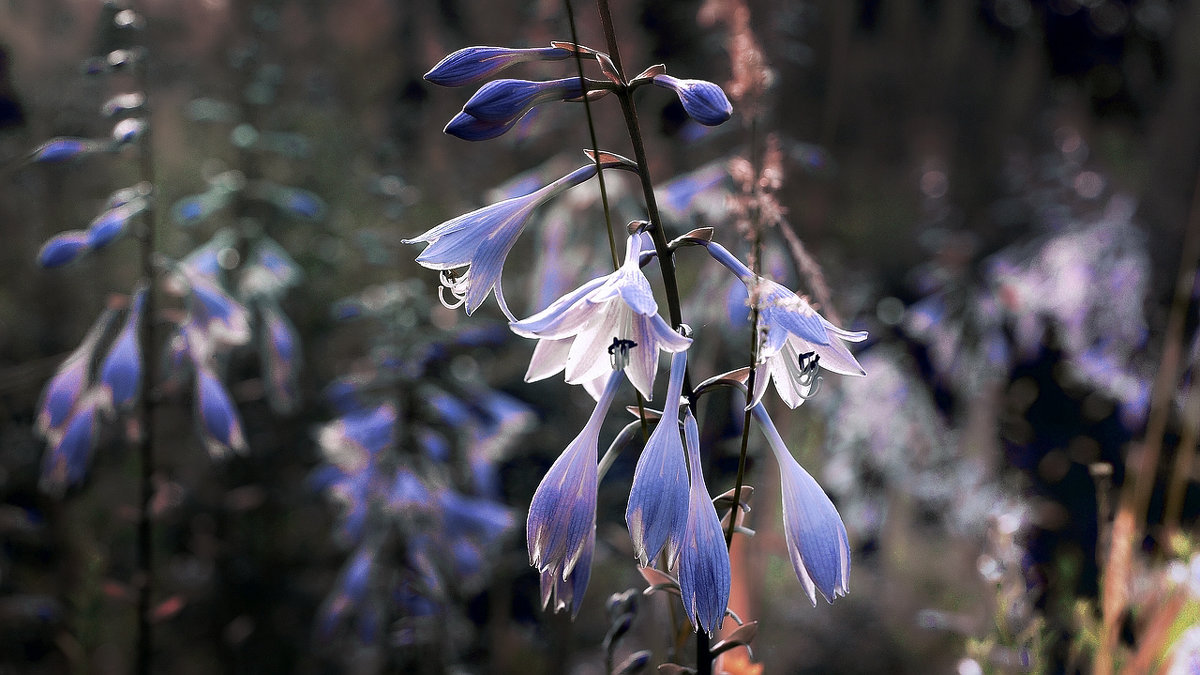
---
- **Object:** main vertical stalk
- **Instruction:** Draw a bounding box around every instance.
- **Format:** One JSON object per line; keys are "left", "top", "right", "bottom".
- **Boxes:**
{"left": 133, "top": 46, "right": 157, "bottom": 675}
{"left": 593, "top": 3, "right": 702, "bottom": 672}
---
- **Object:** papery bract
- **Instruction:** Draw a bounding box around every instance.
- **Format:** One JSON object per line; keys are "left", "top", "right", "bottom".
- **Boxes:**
{"left": 676, "top": 409, "right": 731, "bottom": 636}
{"left": 651, "top": 74, "right": 733, "bottom": 126}
{"left": 511, "top": 232, "right": 692, "bottom": 399}
{"left": 425, "top": 45, "right": 571, "bottom": 87}
{"left": 752, "top": 403, "right": 850, "bottom": 604}
{"left": 626, "top": 348, "right": 690, "bottom": 567}
{"left": 527, "top": 370, "right": 622, "bottom": 617}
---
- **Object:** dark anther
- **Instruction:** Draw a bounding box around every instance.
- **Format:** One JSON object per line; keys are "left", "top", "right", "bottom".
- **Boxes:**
{"left": 608, "top": 338, "right": 637, "bottom": 355}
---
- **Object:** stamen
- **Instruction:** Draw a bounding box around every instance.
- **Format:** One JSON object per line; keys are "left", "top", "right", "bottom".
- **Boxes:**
{"left": 607, "top": 337, "right": 637, "bottom": 370}
{"left": 437, "top": 286, "right": 466, "bottom": 309}
{"left": 796, "top": 351, "right": 822, "bottom": 400}
{"left": 438, "top": 268, "right": 471, "bottom": 310}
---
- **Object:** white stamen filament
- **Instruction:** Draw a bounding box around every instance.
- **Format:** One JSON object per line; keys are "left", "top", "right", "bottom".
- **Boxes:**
{"left": 438, "top": 268, "right": 471, "bottom": 310}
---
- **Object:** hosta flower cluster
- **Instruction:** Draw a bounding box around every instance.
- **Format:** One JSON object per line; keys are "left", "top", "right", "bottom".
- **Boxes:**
{"left": 29, "top": 19, "right": 310, "bottom": 492}
{"left": 410, "top": 37, "right": 869, "bottom": 640}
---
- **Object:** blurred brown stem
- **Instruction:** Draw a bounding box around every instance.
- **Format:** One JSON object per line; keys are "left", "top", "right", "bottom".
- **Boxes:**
{"left": 1096, "top": 161, "right": 1200, "bottom": 675}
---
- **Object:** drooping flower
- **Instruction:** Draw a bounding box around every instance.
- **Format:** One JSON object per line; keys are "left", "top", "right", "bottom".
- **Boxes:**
{"left": 527, "top": 370, "right": 622, "bottom": 617}
{"left": 424, "top": 45, "right": 571, "bottom": 87}
{"left": 751, "top": 403, "right": 850, "bottom": 604}
{"left": 35, "top": 308, "right": 120, "bottom": 439}
{"left": 404, "top": 162, "right": 613, "bottom": 319}
{"left": 96, "top": 285, "right": 145, "bottom": 412}
{"left": 511, "top": 232, "right": 692, "bottom": 400}
{"left": 626, "top": 348, "right": 690, "bottom": 567}
{"left": 317, "top": 544, "right": 377, "bottom": 639}
{"left": 650, "top": 74, "right": 733, "bottom": 126}
{"left": 258, "top": 300, "right": 300, "bottom": 415}
{"left": 193, "top": 365, "right": 247, "bottom": 458}
{"left": 39, "top": 392, "right": 104, "bottom": 496}
{"left": 177, "top": 268, "right": 252, "bottom": 347}
{"left": 676, "top": 408, "right": 731, "bottom": 636}
{"left": 706, "top": 241, "right": 866, "bottom": 407}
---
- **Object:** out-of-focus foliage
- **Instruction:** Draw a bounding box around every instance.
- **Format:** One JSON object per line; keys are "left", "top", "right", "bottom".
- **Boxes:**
{"left": 1, "top": 0, "right": 1198, "bottom": 673}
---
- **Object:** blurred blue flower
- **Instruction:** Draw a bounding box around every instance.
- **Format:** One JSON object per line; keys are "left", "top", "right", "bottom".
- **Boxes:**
{"left": 258, "top": 301, "right": 300, "bottom": 415}
{"left": 626, "top": 349, "right": 690, "bottom": 567}
{"left": 29, "top": 137, "right": 103, "bottom": 163}
{"left": 752, "top": 403, "right": 850, "bottom": 604}
{"left": 676, "top": 409, "right": 730, "bottom": 636}
{"left": 511, "top": 232, "right": 692, "bottom": 400}
{"left": 37, "top": 231, "right": 91, "bottom": 268}
{"left": 36, "top": 308, "right": 118, "bottom": 438}
{"left": 39, "top": 392, "right": 103, "bottom": 496}
{"left": 240, "top": 237, "right": 302, "bottom": 298}
{"left": 86, "top": 197, "right": 146, "bottom": 249}
{"left": 388, "top": 468, "right": 429, "bottom": 511}
{"left": 650, "top": 74, "right": 733, "bottom": 126}
{"left": 425, "top": 45, "right": 571, "bottom": 87}
{"left": 97, "top": 286, "right": 145, "bottom": 412}
{"left": 404, "top": 162, "right": 607, "bottom": 319}
{"left": 527, "top": 370, "right": 622, "bottom": 617}
{"left": 317, "top": 544, "right": 377, "bottom": 640}
{"left": 177, "top": 268, "right": 251, "bottom": 347}
{"left": 194, "top": 366, "right": 246, "bottom": 457}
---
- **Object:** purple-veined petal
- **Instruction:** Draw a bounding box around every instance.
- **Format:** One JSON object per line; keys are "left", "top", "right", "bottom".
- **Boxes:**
{"left": 651, "top": 74, "right": 733, "bottom": 126}
{"left": 37, "top": 231, "right": 90, "bottom": 268}
{"left": 424, "top": 45, "right": 571, "bottom": 87}
{"left": 540, "top": 526, "right": 593, "bottom": 618}
{"left": 626, "top": 350, "right": 690, "bottom": 566}
{"left": 676, "top": 409, "right": 731, "bottom": 636}
{"left": 524, "top": 336, "right": 574, "bottom": 382}
{"left": 510, "top": 276, "right": 609, "bottom": 338}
